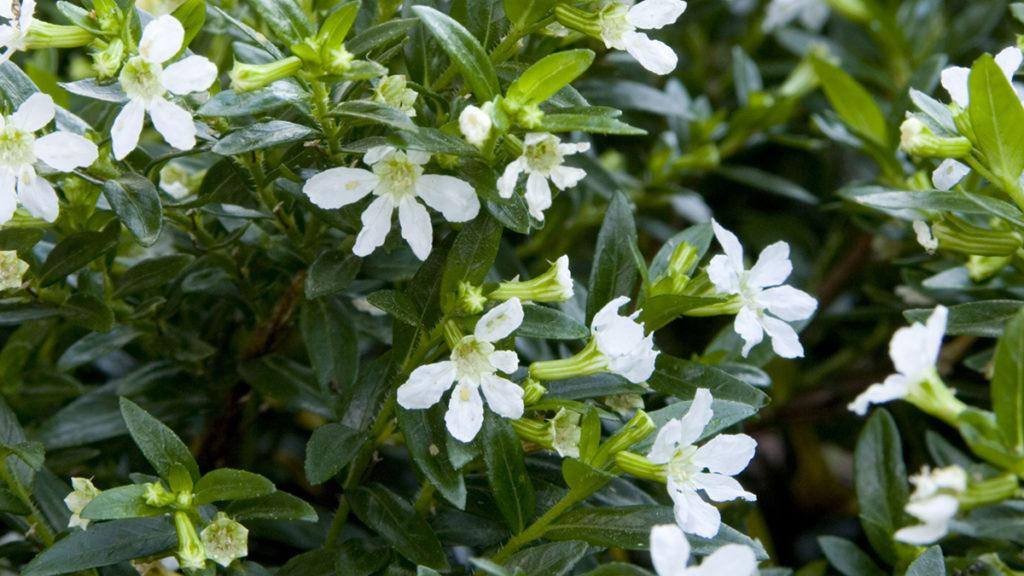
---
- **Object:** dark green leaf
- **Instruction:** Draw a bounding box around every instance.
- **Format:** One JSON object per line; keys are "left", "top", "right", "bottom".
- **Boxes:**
{"left": 304, "top": 422, "right": 365, "bottom": 485}
{"left": 992, "top": 306, "right": 1024, "bottom": 453}
{"left": 412, "top": 6, "right": 500, "bottom": 101}
{"left": 396, "top": 404, "right": 467, "bottom": 508}
{"left": 194, "top": 469, "right": 276, "bottom": 504}
{"left": 905, "top": 301, "right": 1024, "bottom": 338}
{"left": 348, "top": 484, "right": 449, "bottom": 570}
{"left": 968, "top": 54, "right": 1024, "bottom": 188}
{"left": 22, "top": 517, "right": 177, "bottom": 576}
{"left": 504, "top": 541, "right": 591, "bottom": 576}
{"left": 586, "top": 192, "right": 639, "bottom": 322}
{"left": 811, "top": 58, "right": 889, "bottom": 147}
{"left": 482, "top": 415, "right": 534, "bottom": 533}
{"left": 102, "top": 173, "right": 164, "bottom": 247}
{"left": 301, "top": 297, "right": 359, "bottom": 393}
{"left": 119, "top": 397, "right": 200, "bottom": 481}
{"left": 907, "top": 546, "right": 945, "bottom": 576}
{"left": 213, "top": 121, "right": 317, "bottom": 155}
{"left": 853, "top": 409, "right": 908, "bottom": 565}
{"left": 818, "top": 536, "right": 886, "bottom": 576}
{"left": 517, "top": 305, "right": 588, "bottom": 340}
{"left": 225, "top": 490, "right": 318, "bottom": 522}
{"left": 38, "top": 220, "right": 120, "bottom": 287}
{"left": 81, "top": 484, "right": 163, "bottom": 520}
{"left": 441, "top": 213, "right": 502, "bottom": 312}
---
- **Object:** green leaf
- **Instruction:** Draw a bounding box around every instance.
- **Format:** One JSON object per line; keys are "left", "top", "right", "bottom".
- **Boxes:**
{"left": 22, "top": 517, "right": 177, "bottom": 576}
{"left": 225, "top": 490, "right": 318, "bottom": 522}
{"left": 114, "top": 255, "right": 194, "bottom": 298}
{"left": 366, "top": 290, "right": 421, "bottom": 326}
{"left": 968, "top": 54, "right": 1024, "bottom": 188}
{"left": 38, "top": 220, "right": 120, "bottom": 287}
{"left": 332, "top": 100, "right": 417, "bottom": 130}
{"left": 305, "top": 249, "right": 362, "bottom": 300}
{"left": 348, "top": 484, "right": 449, "bottom": 570}
{"left": 907, "top": 546, "right": 945, "bottom": 576}
{"left": 540, "top": 113, "right": 646, "bottom": 136}
{"left": 412, "top": 5, "right": 500, "bottom": 102}
{"left": 904, "top": 300, "right": 1024, "bottom": 338}
{"left": 81, "top": 484, "right": 163, "bottom": 520}
{"left": 992, "top": 306, "right": 1024, "bottom": 454}
{"left": 517, "top": 305, "right": 588, "bottom": 340}
{"left": 638, "top": 295, "right": 727, "bottom": 332}
{"left": 198, "top": 82, "right": 309, "bottom": 118}
{"left": 504, "top": 0, "right": 555, "bottom": 29}
{"left": 441, "top": 213, "right": 502, "bottom": 312}
{"left": 336, "top": 537, "right": 392, "bottom": 576}
{"left": 57, "top": 326, "right": 141, "bottom": 371}
{"left": 0, "top": 440, "right": 43, "bottom": 470}
{"left": 242, "top": 0, "right": 315, "bottom": 45}
{"left": 301, "top": 297, "right": 359, "bottom": 394}
{"left": 716, "top": 165, "right": 818, "bottom": 204}
{"left": 853, "top": 409, "right": 908, "bottom": 565}
{"left": 586, "top": 192, "right": 639, "bottom": 322}
{"left": 60, "top": 293, "right": 114, "bottom": 332}
{"left": 504, "top": 541, "right": 591, "bottom": 576}
{"left": 507, "top": 50, "right": 594, "bottom": 107}
{"left": 213, "top": 120, "right": 317, "bottom": 155}
{"left": 172, "top": 0, "right": 206, "bottom": 51}
{"left": 347, "top": 18, "right": 418, "bottom": 56}
{"left": 817, "top": 536, "right": 886, "bottom": 576}
{"left": 102, "top": 173, "right": 163, "bottom": 247}
{"left": 395, "top": 404, "right": 466, "bottom": 508}
{"left": 304, "top": 422, "right": 365, "bottom": 485}
{"left": 119, "top": 397, "right": 200, "bottom": 482}
{"left": 843, "top": 186, "right": 1024, "bottom": 228}
{"left": 544, "top": 506, "right": 668, "bottom": 550}
{"left": 481, "top": 414, "right": 534, "bottom": 533}
{"left": 194, "top": 469, "right": 276, "bottom": 504}
{"left": 811, "top": 58, "right": 889, "bottom": 147}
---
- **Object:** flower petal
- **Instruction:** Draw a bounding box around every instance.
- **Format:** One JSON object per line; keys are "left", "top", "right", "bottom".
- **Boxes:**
{"left": 162, "top": 55, "right": 218, "bottom": 95}
{"left": 761, "top": 315, "right": 804, "bottom": 358}
{"left": 18, "top": 0, "right": 33, "bottom": 31}
{"left": 995, "top": 46, "right": 1023, "bottom": 80}
{"left": 747, "top": 241, "right": 792, "bottom": 288}
{"left": 592, "top": 295, "right": 632, "bottom": 331}
{"left": 11, "top": 92, "right": 54, "bottom": 132}
{"left": 302, "top": 168, "right": 377, "bottom": 209}
{"left": 627, "top": 0, "right": 687, "bottom": 30}
{"left": 847, "top": 374, "right": 910, "bottom": 415}
{"left": 525, "top": 171, "right": 552, "bottom": 220}
{"left": 707, "top": 254, "right": 740, "bottom": 295}
{"left": 693, "top": 472, "right": 756, "bottom": 502}
{"left": 677, "top": 388, "right": 713, "bottom": 446}
{"left": 445, "top": 382, "right": 484, "bottom": 442}
{"left": 890, "top": 309, "right": 945, "bottom": 377}
{"left": 893, "top": 522, "right": 947, "bottom": 546}
{"left": 396, "top": 361, "right": 457, "bottom": 409}
{"left": 489, "top": 350, "right": 519, "bottom": 374}
{"left": 906, "top": 494, "right": 958, "bottom": 524}
{"left": 648, "top": 418, "right": 684, "bottom": 464}
{"left": 623, "top": 32, "right": 677, "bottom": 75}
{"left": 150, "top": 98, "right": 196, "bottom": 151}
{"left": 940, "top": 66, "right": 970, "bottom": 108}
{"left": 353, "top": 195, "right": 394, "bottom": 257}
{"left": 649, "top": 524, "right": 690, "bottom": 576}
{"left": 0, "top": 171, "right": 16, "bottom": 224}
{"left": 363, "top": 145, "right": 395, "bottom": 166}
{"left": 17, "top": 171, "right": 58, "bottom": 222}
{"left": 111, "top": 99, "right": 146, "bottom": 160}
{"left": 549, "top": 165, "right": 586, "bottom": 191}
{"left": 34, "top": 132, "right": 98, "bottom": 172}
{"left": 759, "top": 285, "right": 817, "bottom": 322}
{"left": 475, "top": 298, "right": 524, "bottom": 342}
{"left": 693, "top": 433, "right": 757, "bottom": 476}
{"left": 480, "top": 374, "right": 524, "bottom": 419}
{"left": 695, "top": 544, "right": 758, "bottom": 576}
{"left": 497, "top": 158, "right": 524, "bottom": 198}
{"left": 671, "top": 483, "right": 720, "bottom": 538}
{"left": 140, "top": 14, "right": 185, "bottom": 63}
{"left": 398, "top": 196, "right": 432, "bottom": 261}
{"left": 734, "top": 307, "right": 764, "bottom": 357}
{"left": 932, "top": 159, "right": 970, "bottom": 191}
{"left": 415, "top": 174, "right": 480, "bottom": 223}
{"left": 711, "top": 219, "right": 745, "bottom": 274}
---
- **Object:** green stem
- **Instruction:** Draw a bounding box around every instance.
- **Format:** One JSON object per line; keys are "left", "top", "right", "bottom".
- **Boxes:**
{"left": 491, "top": 489, "right": 588, "bottom": 563}
{"left": 0, "top": 460, "right": 54, "bottom": 547}
{"left": 311, "top": 80, "right": 341, "bottom": 157}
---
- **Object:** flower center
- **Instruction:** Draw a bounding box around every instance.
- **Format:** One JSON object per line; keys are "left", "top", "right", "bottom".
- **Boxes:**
{"left": 524, "top": 136, "right": 562, "bottom": 174}
{"left": 0, "top": 123, "right": 35, "bottom": 171}
{"left": 451, "top": 336, "right": 496, "bottom": 384}
{"left": 666, "top": 445, "right": 699, "bottom": 486}
{"left": 120, "top": 56, "right": 166, "bottom": 103}
{"left": 598, "top": 4, "right": 634, "bottom": 48}
{"left": 373, "top": 151, "right": 423, "bottom": 200}
{"left": 737, "top": 273, "right": 766, "bottom": 315}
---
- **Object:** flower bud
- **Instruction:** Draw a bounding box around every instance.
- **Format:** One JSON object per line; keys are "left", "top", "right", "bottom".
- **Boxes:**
{"left": 325, "top": 45, "right": 355, "bottom": 75}
{"left": 614, "top": 451, "right": 666, "bottom": 482}
{"left": 456, "top": 282, "right": 487, "bottom": 316}
{"left": 591, "top": 410, "right": 655, "bottom": 468}
{"left": 173, "top": 511, "right": 206, "bottom": 570}
{"left": 522, "top": 378, "right": 547, "bottom": 405}
{"left": 960, "top": 473, "right": 1018, "bottom": 509}
{"left": 229, "top": 57, "right": 303, "bottom": 92}
{"left": 200, "top": 512, "right": 249, "bottom": 568}
{"left": 899, "top": 117, "right": 972, "bottom": 158}
{"left": 63, "top": 477, "right": 101, "bottom": 530}
{"left": 459, "top": 104, "right": 493, "bottom": 148}
{"left": 144, "top": 482, "right": 176, "bottom": 507}
{"left": 91, "top": 39, "right": 125, "bottom": 80}
{"left": 0, "top": 251, "right": 28, "bottom": 292}
{"left": 490, "top": 255, "right": 574, "bottom": 303}
{"left": 931, "top": 216, "right": 1022, "bottom": 257}
{"left": 553, "top": 4, "right": 603, "bottom": 39}
{"left": 25, "top": 21, "right": 94, "bottom": 49}
{"left": 374, "top": 75, "right": 418, "bottom": 117}
{"left": 966, "top": 254, "right": 1013, "bottom": 282}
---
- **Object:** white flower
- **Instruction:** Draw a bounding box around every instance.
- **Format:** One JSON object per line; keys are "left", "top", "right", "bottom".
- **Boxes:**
{"left": 913, "top": 220, "right": 938, "bottom": 254}
{"left": 373, "top": 74, "right": 418, "bottom": 117}
{"left": 303, "top": 146, "right": 480, "bottom": 260}
{"left": 459, "top": 103, "right": 493, "bottom": 148}
{"left": 931, "top": 158, "right": 971, "bottom": 191}
{"left": 592, "top": 296, "right": 659, "bottom": 383}
{"left": 0, "top": 249, "right": 27, "bottom": 290}
{"left": 894, "top": 465, "right": 967, "bottom": 545}
{"left": 0, "top": 0, "right": 33, "bottom": 64}
{"left": 0, "top": 92, "right": 99, "bottom": 224}
{"left": 64, "top": 477, "right": 101, "bottom": 530}
{"left": 648, "top": 389, "right": 757, "bottom": 538}
{"left": 599, "top": 0, "right": 687, "bottom": 75}
{"left": 708, "top": 220, "right": 818, "bottom": 358}
{"left": 650, "top": 524, "right": 759, "bottom": 576}
{"left": 200, "top": 512, "right": 249, "bottom": 567}
{"left": 111, "top": 15, "right": 218, "bottom": 160}
{"left": 490, "top": 254, "right": 574, "bottom": 302}
{"left": 551, "top": 408, "right": 582, "bottom": 458}
{"left": 762, "top": 0, "right": 829, "bottom": 32}
{"left": 498, "top": 133, "right": 589, "bottom": 221}
{"left": 941, "top": 46, "right": 1022, "bottom": 108}
{"left": 397, "top": 298, "right": 525, "bottom": 442}
{"left": 848, "top": 305, "right": 947, "bottom": 415}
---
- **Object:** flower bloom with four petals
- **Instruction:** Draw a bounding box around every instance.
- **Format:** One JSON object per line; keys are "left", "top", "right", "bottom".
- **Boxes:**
{"left": 649, "top": 523, "right": 758, "bottom": 576}
{"left": 498, "top": 133, "right": 589, "bottom": 221}
{"left": 0, "top": 0, "right": 33, "bottom": 63}
{"left": 598, "top": 0, "right": 688, "bottom": 75}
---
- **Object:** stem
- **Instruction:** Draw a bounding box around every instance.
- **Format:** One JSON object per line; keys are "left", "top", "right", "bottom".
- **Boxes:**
{"left": 0, "top": 460, "right": 54, "bottom": 547}
{"left": 311, "top": 80, "right": 341, "bottom": 157}
{"left": 491, "top": 489, "right": 587, "bottom": 563}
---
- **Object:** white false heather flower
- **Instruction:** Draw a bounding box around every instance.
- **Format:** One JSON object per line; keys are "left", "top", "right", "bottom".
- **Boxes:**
{"left": 932, "top": 158, "right": 971, "bottom": 191}
{"left": 0, "top": 0, "right": 33, "bottom": 64}
{"left": 913, "top": 220, "right": 938, "bottom": 254}
{"left": 111, "top": 15, "right": 218, "bottom": 160}
{"left": 459, "top": 103, "right": 493, "bottom": 148}
{"left": 0, "top": 92, "right": 99, "bottom": 224}
{"left": 592, "top": 296, "right": 659, "bottom": 383}
{"left": 598, "top": 0, "right": 687, "bottom": 75}
{"left": 64, "top": 477, "right": 101, "bottom": 530}
{"left": 0, "top": 250, "right": 27, "bottom": 290}
{"left": 303, "top": 146, "right": 480, "bottom": 261}
{"left": 941, "top": 46, "right": 1022, "bottom": 108}
{"left": 397, "top": 298, "right": 525, "bottom": 442}
{"left": 498, "top": 133, "right": 589, "bottom": 221}
{"left": 650, "top": 524, "right": 758, "bottom": 576}
{"left": 490, "top": 255, "right": 574, "bottom": 303}
{"left": 848, "top": 305, "right": 949, "bottom": 416}
{"left": 894, "top": 465, "right": 967, "bottom": 545}
{"left": 200, "top": 512, "right": 249, "bottom": 567}
{"left": 762, "top": 0, "right": 829, "bottom": 32}
{"left": 708, "top": 220, "right": 818, "bottom": 358}
{"left": 373, "top": 74, "right": 418, "bottom": 117}
{"left": 648, "top": 389, "right": 757, "bottom": 538}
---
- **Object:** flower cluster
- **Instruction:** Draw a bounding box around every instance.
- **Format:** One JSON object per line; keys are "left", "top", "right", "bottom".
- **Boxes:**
{"left": 894, "top": 465, "right": 967, "bottom": 545}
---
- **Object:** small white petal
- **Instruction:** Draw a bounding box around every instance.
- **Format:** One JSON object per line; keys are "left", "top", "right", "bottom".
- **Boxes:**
{"left": 548, "top": 165, "right": 586, "bottom": 191}
{"left": 995, "top": 46, "right": 1023, "bottom": 80}
{"left": 17, "top": 171, "right": 58, "bottom": 222}
{"left": 932, "top": 159, "right": 970, "bottom": 191}
{"left": 489, "top": 350, "right": 519, "bottom": 374}
{"left": 557, "top": 142, "right": 591, "bottom": 156}
{"left": 150, "top": 98, "right": 196, "bottom": 151}
{"left": 711, "top": 219, "right": 745, "bottom": 274}
{"left": 759, "top": 286, "right": 817, "bottom": 322}
{"left": 693, "top": 433, "right": 757, "bottom": 476}
{"left": 111, "top": 99, "right": 146, "bottom": 160}
{"left": 847, "top": 374, "right": 910, "bottom": 415}
{"left": 747, "top": 241, "right": 792, "bottom": 288}
{"left": 398, "top": 197, "right": 432, "bottom": 261}
{"left": 497, "top": 158, "right": 525, "bottom": 199}
{"left": 11, "top": 92, "right": 54, "bottom": 132}
{"left": 706, "top": 254, "right": 741, "bottom": 295}
{"left": 140, "top": 15, "right": 185, "bottom": 64}
{"left": 397, "top": 361, "right": 457, "bottom": 409}
{"left": 162, "top": 56, "right": 218, "bottom": 95}
{"left": 890, "top": 308, "right": 945, "bottom": 377}
{"left": 475, "top": 298, "right": 524, "bottom": 342}
{"left": 734, "top": 307, "right": 764, "bottom": 357}
{"left": 33, "top": 132, "right": 98, "bottom": 172}
{"left": 446, "top": 382, "right": 484, "bottom": 442}
{"left": 524, "top": 171, "right": 552, "bottom": 220}
{"left": 694, "top": 472, "right": 756, "bottom": 502}
{"left": 648, "top": 419, "right": 684, "bottom": 464}
{"left": 672, "top": 484, "right": 721, "bottom": 538}
{"left": 0, "top": 171, "right": 16, "bottom": 224}
{"left": 363, "top": 146, "right": 395, "bottom": 166}
{"left": 623, "top": 32, "right": 678, "bottom": 75}
{"left": 415, "top": 174, "right": 480, "bottom": 223}
{"left": 628, "top": 0, "right": 687, "bottom": 29}
{"left": 894, "top": 522, "right": 948, "bottom": 545}
{"left": 913, "top": 220, "right": 938, "bottom": 254}
{"left": 353, "top": 195, "right": 394, "bottom": 257}
{"left": 406, "top": 149, "right": 431, "bottom": 165}
{"left": 940, "top": 66, "right": 970, "bottom": 108}
{"left": 480, "top": 374, "right": 524, "bottom": 419}
{"left": 906, "top": 494, "right": 959, "bottom": 524}
{"left": 303, "top": 168, "right": 377, "bottom": 209}
{"left": 592, "top": 296, "right": 632, "bottom": 331}
{"left": 677, "top": 388, "right": 713, "bottom": 446}
{"left": 18, "top": 0, "right": 33, "bottom": 32}
{"left": 0, "top": 0, "right": 12, "bottom": 19}
{"left": 761, "top": 315, "right": 804, "bottom": 358}
{"left": 649, "top": 524, "right": 690, "bottom": 576}
{"left": 694, "top": 544, "right": 758, "bottom": 576}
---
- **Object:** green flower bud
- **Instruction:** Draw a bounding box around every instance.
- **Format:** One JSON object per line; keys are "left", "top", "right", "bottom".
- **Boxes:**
{"left": 144, "top": 482, "right": 176, "bottom": 508}
{"left": 63, "top": 477, "right": 101, "bottom": 530}
{"left": 959, "top": 473, "right": 1019, "bottom": 510}
{"left": 25, "top": 21, "right": 94, "bottom": 49}
{"left": 373, "top": 75, "right": 418, "bottom": 117}
{"left": 614, "top": 450, "right": 666, "bottom": 482}
{"left": 0, "top": 251, "right": 28, "bottom": 292}
{"left": 899, "top": 117, "right": 972, "bottom": 158}
{"left": 200, "top": 512, "right": 249, "bottom": 568}
{"left": 173, "top": 511, "right": 206, "bottom": 570}
{"left": 325, "top": 45, "right": 355, "bottom": 75}
{"left": 904, "top": 367, "right": 968, "bottom": 426}
{"left": 553, "top": 4, "right": 603, "bottom": 38}
{"left": 591, "top": 410, "right": 655, "bottom": 468}
{"left": 522, "top": 379, "right": 547, "bottom": 405}
{"left": 229, "top": 57, "right": 303, "bottom": 92}
{"left": 931, "top": 216, "right": 1022, "bottom": 256}
{"left": 92, "top": 39, "right": 125, "bottom": 80}
{"left": 456, "top": 282, "right": 487, "bottom": 316}
{"left": 490, "top": 256, "right": 574, "bottom": 303}
{"left": 966, "top": 254, "right": 1013, "bottom": 282}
